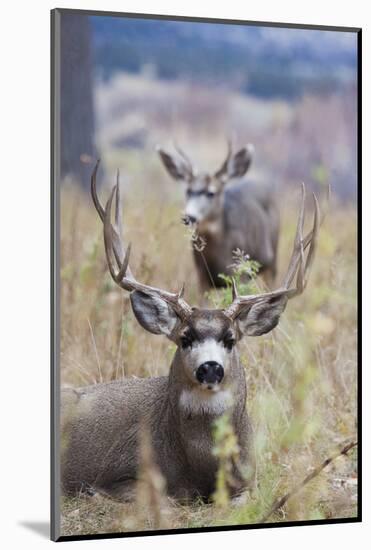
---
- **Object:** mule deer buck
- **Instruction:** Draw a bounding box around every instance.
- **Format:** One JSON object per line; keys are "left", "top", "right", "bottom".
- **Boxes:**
{"left": 61, "top": 161, "right": 320, "bottom": 503}
{"left": 157, "top": 142, "right": 280, "bottom": 289}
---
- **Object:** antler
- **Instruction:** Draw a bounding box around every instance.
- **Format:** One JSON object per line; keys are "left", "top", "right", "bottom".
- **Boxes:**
{"left": 91, "top": 161, "right": 193, "bottom": 320}
{"left": 214, "top": 138, "right": 233, "bottom": 179}
{"left": 224, "top": 183, "right": 320, "bottom": 319}
{"left": 91, "top": 159, "right": 134, "bottom": 277}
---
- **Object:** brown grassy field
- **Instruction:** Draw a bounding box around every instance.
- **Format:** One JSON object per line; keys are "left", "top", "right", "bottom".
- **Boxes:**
{"left": 59, "top": 171, "right": 357, "bottom": 536}
{"left": 59, "top": 76, "right": 357, "bottom": 536}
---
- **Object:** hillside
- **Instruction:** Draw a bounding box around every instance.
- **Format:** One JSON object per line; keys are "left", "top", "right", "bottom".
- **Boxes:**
{"left": 90, "top": 15, "right": 357, "bottom": 99}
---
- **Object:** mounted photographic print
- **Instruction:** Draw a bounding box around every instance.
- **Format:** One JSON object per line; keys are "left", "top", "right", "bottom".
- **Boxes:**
{"left": 51, "top": 8, "right": 361, "bottom": 542}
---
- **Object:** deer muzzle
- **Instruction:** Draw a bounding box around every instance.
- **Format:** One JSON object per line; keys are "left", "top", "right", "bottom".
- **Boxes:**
{"left": 182, "top": 214, "right": 197, "bottom": 226}
{"left": 196, "top": 361, "right": 224, "bottom": 387}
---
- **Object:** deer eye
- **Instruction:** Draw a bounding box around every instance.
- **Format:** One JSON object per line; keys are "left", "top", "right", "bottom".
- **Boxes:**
{"left": 180, "top": 335, "right": 193, "bottom": 349}
{"left": 206, "top": 190, "right": 216, "bottom": 198}
{"left": 223, "top": 337, "right": 235, "bottom": 351}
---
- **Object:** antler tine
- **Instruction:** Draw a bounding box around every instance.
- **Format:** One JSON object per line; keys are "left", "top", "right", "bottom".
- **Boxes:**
{"left": 224, "top": 183, "right": 321, "bottom": 319}
{"left": 113, "top": 168, "right": 127, "bottom": 266}
{"left": 103, "top": 186, "right": 128, "bottom": 287}
{"left": 90, "top": 160, "right": 132, "bottom": 278}
{"left": 103, "top": 186, "right": 141, "bottom": 292}
{"left": 178, "top": 282, "right": 185, "bottom": 299}
{"left": 97, "top": 166, "right": 193, "bottom": 320}
{"left": 115, "top": 169, "right": 123, "bottom": 234}
{"left": 296, "top": 182, "right": 330, "bottom": 254}
{"left": 304, "top": 193, "right": 320, "bottom": 283}
{"left": 282, "top": 182, "right": 306, "bottom": 289}
{"left": 283, "top": 184, "right": 324, "bottom": 292}
{"left": 91, "top": 159, "right": 105, "bottom": 222}
{"left": 231, "top": 277, "right": 239, "bottom": 301}
{"left": 291, "top": 192, "right": 320, "bottom": 297}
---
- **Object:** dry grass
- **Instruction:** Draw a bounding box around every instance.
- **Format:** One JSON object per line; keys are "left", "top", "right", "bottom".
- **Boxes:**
{"left": 59, "top": 167, "right": 357, "bottom": 536}
{"left": 59, "top": 76, "right": 357, "bottom": 536}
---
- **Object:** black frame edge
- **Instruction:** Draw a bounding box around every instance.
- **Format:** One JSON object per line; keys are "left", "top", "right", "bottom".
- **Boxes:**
{"left": 51, "top": 7, "right": 62, "bottom": 543}
{"left": 50, "top": 7, "right": 55, "bottom": 542}
{"left": 356, "top": 27, "right": 362, "bottom": 523}
{"left": 54, "top": 7, "right": 361, "bottom": 33}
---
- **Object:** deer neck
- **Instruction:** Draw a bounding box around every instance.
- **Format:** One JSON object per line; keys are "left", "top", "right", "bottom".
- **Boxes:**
{"left": 165, "top": 348, "right": 247, "bottom": 481}
{"left": 196, "top": 200, "right": 225, "bottom": 240}
{"left": 196, "top": 218, "right": 223, "bottom": 239}
{"left": 167, "top": 348, "right": 246, "bottom": 422}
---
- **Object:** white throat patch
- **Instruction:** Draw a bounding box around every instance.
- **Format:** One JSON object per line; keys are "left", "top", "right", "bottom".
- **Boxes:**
{"left": 179, "top": 387, "right": 232, "bottom": 416}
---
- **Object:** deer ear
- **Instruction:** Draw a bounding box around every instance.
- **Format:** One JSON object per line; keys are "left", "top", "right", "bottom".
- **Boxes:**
{"left": 157, "top": 148, "right": 192, "bottom": 182}
{"left": 130, "top": 291, "right": 180, "bottom": 338}
{"left": 235, "top": 294, "right": 288, "bottom": 337}
{"left": 227, "top": 145, "right": 254, "bottom": 179}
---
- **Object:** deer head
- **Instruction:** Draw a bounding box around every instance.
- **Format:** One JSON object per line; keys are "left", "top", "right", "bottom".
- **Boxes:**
{"left": 157, "top": 142, "right": 254, "bottom": 227}
{"left": 91, "top": 161, "right": 319, "bottom": 393}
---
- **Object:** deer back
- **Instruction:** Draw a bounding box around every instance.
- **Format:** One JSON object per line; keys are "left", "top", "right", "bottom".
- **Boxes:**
{"left": 194, "top": 179, "right": 279, "bottom": 288}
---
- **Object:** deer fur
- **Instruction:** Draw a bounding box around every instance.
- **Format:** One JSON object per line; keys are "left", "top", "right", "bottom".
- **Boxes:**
{"left": 61, "top": 163, "right": 320, "bottom": 504}
{"left": 157, "top": 144, "right": 280, "bottom": 289}
{"left": 61, "top": 308, "right": 254, "bottom": 502}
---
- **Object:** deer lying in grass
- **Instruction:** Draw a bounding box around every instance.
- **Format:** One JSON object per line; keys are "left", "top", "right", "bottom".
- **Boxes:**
{"left": 157, "top": 142, "right": 280, "bottom": 289}
{"left": 61, "top": 161, "right": 320, "bottom": 503}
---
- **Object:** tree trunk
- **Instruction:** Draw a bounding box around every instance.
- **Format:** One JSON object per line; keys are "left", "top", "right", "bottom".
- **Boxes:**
{"left": 60, "top": 13, "right": 97, "bottom": 189}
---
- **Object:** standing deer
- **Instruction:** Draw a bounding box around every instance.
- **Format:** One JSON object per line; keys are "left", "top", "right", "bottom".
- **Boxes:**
{"left": 157, "top": 143, "right": 279, "bottom": 289}
{"left": 61, "top": 161, "right": 319, "bottom": 503}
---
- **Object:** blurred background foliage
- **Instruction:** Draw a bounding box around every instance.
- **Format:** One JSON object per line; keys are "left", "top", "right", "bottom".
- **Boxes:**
{"left": 60, "top": 13, "right": 357, "bottom": 200}
{"left": 59, "top": 12, "right": 358, "bottom": 536}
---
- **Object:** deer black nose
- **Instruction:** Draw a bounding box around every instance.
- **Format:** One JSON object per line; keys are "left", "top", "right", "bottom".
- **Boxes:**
{"left": 182, "top": 215, "right": 197, "bottom": 226}
{"left": 196, "top": 361, "right": 224, "bottom": 385}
